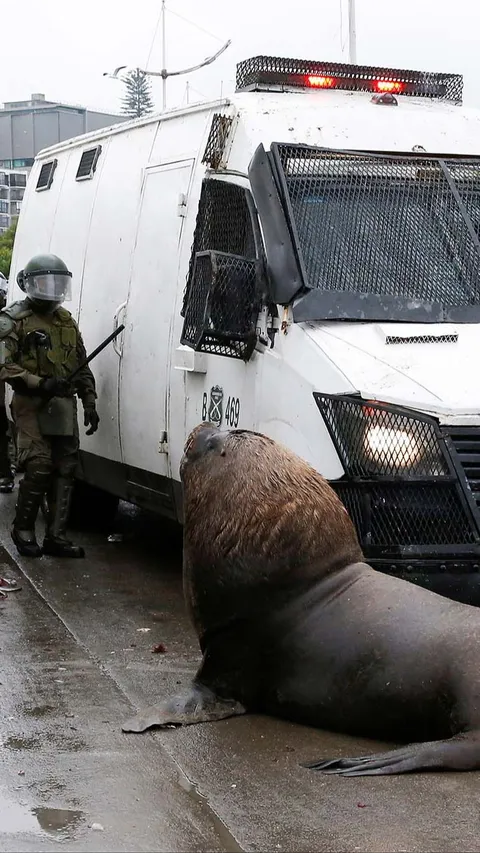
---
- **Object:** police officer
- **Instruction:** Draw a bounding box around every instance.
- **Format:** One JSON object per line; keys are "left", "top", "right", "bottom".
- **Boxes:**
{"left": 0, "top": 272, "right": 14, "bottom": 494}
{"left": 0, "top": 254, "right": 99, "bottom": 559}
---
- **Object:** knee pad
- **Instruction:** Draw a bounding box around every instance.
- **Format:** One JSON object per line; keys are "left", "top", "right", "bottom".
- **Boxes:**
{"left": 25, "top": 459, "right": 53, "bottom": 490}
{"left": 56, "top": 462, "right": 77, "bottom": 480}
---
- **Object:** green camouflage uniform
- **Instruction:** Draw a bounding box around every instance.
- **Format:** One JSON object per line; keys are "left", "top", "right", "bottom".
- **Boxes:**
{"left": 0, "top": 298, "right": 97, "bottom": 554}
{"left": 0, "top": 299, "right": 96, "bottom": 475}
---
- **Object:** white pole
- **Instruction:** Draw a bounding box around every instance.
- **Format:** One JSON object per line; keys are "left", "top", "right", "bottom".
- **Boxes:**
{"left": 161, "top": 0, "right": 167, "bottom": 110}
{"left": 347, "top": 0, "right": 357, "bottom": 64}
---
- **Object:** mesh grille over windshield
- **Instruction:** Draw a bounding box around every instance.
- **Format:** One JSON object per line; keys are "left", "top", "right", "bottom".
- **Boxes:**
{"left": 273, "top": 144, "right": 480, "bottom": 309}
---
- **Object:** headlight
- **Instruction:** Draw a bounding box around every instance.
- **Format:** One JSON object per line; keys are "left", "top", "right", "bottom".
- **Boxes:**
{"left": 314, "top": 393, "right": 449, "bottom": 478}
{"left": 363, "top": 425, "right": 421, "bottom": 468}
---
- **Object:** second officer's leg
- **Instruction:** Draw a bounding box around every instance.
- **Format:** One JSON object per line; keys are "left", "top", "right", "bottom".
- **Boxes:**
{"left": 43, "top": 416, "right": 84, "bottom": 558}
{"left": 11, "top": 397, "right": 53, "bottom": 558}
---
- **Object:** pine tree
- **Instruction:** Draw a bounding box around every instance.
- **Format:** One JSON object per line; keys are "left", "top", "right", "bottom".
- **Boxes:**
{"left": 121, "top": 68, "right": 154, "bottom": 118}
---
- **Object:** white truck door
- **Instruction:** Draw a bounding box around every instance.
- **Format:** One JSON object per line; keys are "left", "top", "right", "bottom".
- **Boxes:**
{"left": 119, "top": 159, "right": 194, "bottom": 479}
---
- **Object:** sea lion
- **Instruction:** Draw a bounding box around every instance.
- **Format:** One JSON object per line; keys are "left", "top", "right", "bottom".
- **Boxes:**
{"left": 122, "top": 423, "right": 480, "bottom": 776}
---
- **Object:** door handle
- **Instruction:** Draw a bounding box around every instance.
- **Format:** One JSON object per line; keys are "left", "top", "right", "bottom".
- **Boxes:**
{"left": 113, "top": 302, "right": 127, "bottom": 356}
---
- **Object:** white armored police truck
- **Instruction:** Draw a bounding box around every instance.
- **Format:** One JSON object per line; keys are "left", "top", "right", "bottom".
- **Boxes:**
{"left": 8, "top": 55, "right": 480, "bottom": 599}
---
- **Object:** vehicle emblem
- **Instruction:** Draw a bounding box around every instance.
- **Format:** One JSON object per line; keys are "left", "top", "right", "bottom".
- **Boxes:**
{"left": 208, "top": 385, "right": 224, "bottom": 427}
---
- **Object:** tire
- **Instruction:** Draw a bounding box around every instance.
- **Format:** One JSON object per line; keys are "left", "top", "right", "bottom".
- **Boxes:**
{"left": 68, "top": 479, "right": 120, "bottom": 532}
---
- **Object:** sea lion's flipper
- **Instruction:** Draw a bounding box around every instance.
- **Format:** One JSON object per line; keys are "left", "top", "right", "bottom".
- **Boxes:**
{"left": 303, "top": 732, "right": 480, "bottom": 776}
{"left": 122, "top": 681, "right": 246, "bottom": 733}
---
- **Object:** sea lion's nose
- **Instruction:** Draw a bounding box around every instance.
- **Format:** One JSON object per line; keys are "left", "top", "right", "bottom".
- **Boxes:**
{"left": 181, "top": 424, "right": 228, "bottom": 474}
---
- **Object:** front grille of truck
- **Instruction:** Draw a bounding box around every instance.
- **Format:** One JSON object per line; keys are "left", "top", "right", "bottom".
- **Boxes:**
{"left": 315, "top": 394, "right": 480, "bottom": 561}
{"left": 333, "top": 481, "right": 477, "bottom": 548}
{"left": 443, "top": 426, "right": 480, "bottom": 511}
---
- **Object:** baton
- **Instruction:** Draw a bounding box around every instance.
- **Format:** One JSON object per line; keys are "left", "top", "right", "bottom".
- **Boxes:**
{"left": 67, "top": 323, "right": 125, "bottom": 382}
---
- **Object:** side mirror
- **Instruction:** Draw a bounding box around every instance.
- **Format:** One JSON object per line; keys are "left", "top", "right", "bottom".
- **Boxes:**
{"left": 181, "top": 250, "right": 264, "bottom": 361}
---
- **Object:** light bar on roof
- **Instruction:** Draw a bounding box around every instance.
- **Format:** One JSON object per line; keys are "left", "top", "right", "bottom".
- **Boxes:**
{"left": 235, "top": 56, "right": 463, "bottom": 103}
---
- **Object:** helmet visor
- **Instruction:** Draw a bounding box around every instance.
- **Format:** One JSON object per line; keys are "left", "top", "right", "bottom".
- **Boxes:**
{"left": 25, "top": 273, "right": 72, "bottom": 303}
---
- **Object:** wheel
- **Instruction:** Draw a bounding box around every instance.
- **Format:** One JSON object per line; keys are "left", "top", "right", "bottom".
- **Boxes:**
{"left": 68, "top": 479, "right": 120, "bottom": 532}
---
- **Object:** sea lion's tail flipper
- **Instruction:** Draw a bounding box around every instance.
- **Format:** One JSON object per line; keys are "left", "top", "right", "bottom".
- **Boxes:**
{"left": 302, "top": 732, "right": 480, "bottom": 776}
{"left": 121, "top": 681, "right": 246, "bottom": 733}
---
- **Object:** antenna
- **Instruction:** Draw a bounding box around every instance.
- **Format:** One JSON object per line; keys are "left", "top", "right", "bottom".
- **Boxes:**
{"left": 161, "top": 0, "right": 167, "bottom": 110}
{"left": 103, "top": 3, "right": 231, "bottom": 111}
{"left": 140, "top": 39, "right": 232, "bottom": 111}
{"left": 347, "top": 0, "right": 357, "bottom": 64}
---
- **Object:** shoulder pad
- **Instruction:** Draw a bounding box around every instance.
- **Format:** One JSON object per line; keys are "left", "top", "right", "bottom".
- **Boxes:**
{"left": 55, "top": 306, "right": 75, "bottom": 323}
{"left": 0, "top": 312, "right": 15, "bottom": 338}
{"left": 3, "top": 299, "right": 33, "bottom": 321}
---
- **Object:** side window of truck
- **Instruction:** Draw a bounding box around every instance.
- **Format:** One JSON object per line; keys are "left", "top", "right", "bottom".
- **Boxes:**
{"left": 181, "top": 179, "right": 257, "bottom": 317}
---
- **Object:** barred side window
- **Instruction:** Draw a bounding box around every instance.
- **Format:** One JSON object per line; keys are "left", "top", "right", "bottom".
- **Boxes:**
{"left": 181, "top": 180, "right": 256, "bottom": 316}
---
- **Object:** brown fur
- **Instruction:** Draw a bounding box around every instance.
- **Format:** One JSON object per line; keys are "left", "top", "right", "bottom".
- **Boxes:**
{"left": 181, "top": 424, "right": 363, "bottom": 637}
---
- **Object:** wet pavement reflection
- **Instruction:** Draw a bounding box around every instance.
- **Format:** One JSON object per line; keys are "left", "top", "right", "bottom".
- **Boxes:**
{"left": 1, "top": 797, "right": 85, "bottom": 841}
{"left": 2, "top": 494, "right": 480, "bottom": 851}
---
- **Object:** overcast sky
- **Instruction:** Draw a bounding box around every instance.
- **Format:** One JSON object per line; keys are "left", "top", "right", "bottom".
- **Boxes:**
{"left": 3, "top": 0, "right": 480, "bottom": 115}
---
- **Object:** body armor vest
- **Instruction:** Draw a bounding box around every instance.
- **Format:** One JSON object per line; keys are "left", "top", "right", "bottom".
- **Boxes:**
{"left": 18, "top": 307, "right": 78, "bottom": 379}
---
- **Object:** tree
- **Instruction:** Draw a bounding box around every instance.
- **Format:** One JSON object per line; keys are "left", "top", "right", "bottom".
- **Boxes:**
{"left": 121, "top": 68, "right": 154, "bottom": 118}
{"left": 0, "top": 218, "right": 18, "bottom": 279}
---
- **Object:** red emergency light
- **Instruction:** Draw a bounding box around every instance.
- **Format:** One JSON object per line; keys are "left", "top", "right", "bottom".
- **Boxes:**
{"left": 236, "top": 57, "right": 463, "bottom": 103}
{"left": 375, "top": 80, "right": 404, "bottom": 94}
{"left": 307, "top": 75, "right": 335, "bottom": 88}
{"left": 305, "top": 75, "right": 405, "bottom": 95}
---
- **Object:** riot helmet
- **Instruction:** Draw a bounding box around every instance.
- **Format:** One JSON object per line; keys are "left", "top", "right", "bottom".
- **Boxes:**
{"left": 22, "top": 254, "right": 72, "bottom": 308}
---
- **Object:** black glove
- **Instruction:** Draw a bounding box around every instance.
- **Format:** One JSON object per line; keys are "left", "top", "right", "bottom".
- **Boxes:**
{"left": 38, "top": 377, "right": 72, "bottom": 399}
{"left": 83, "top": 405, "right": 99, "bottom": 436}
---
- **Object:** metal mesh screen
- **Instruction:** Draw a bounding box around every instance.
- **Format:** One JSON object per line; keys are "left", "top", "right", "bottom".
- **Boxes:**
{"left": 236, "top": 56, "right": 463, "bottom": 103}
{"left": 181, "top": 251, "right": 259, "bottom": 360}
{"left": 275, "top": 146, "right": 480, "bottom": 308}
{"left": 182, "top": 180, "right": 256, "bottom": 317}
{"left": 384, "top": 334, "right": 458, "bottom": 345}
{"left": 202, "top": 114, "right": 234, "bottom": 169}
{"left": 335, "top": 482, "right": 476, "bottom": 547}
{"left": 315, "top": 394, "right": 448, "bottom": 478}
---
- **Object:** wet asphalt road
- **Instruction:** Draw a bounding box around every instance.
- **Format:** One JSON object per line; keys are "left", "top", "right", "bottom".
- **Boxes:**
{"left": 2, "top": 490, "right": 480, "bottom": 852}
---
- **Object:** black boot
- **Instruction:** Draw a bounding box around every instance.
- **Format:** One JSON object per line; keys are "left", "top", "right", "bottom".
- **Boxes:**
{"left": 0, "top": 474, "right": 14, "bottom": 494}
{"left": 11, "top": 479, "right": 44, "bottom": 558}
{"left": 43, "top": 476, "right": 85, "bottom": 558}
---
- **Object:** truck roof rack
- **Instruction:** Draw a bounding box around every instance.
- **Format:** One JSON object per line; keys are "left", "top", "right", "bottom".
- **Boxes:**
{"left": 235, "top": 55, "right": 463, "bottom": 104}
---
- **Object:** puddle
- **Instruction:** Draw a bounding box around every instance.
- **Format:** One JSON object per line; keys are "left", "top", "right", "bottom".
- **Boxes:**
{"left": 33, "top": 807, "right": 85, "bottom": 837}
{"left": 0, "top": 794, "right": 85, "bottom": 839}
{"left": 4, "top": 735, "right": 41, "bottom": 750}
{"left": 178, "top": 772, "right": 243, "bottom": 853}
{"left": 23, "top": 704, "right": 56, "bottom": 718}
{"left": 4, "top": 730, "right": 86, "bottom": 754}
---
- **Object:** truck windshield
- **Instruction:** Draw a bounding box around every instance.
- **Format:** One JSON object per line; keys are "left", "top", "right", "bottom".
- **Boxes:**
{"left": 272, "top": 144, "right": 480, "bottom": 322}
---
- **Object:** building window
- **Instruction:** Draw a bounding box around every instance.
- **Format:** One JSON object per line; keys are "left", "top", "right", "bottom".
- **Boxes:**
{"left": 8, "top": 174, "right": 26, "bottom": 188}
{"left": 0, "top": 201, "right": 7, "bottom": 214}
{"left": 0, "top": 159, "right": 34, "bottom": 169}
{"left": 0, "top": 215, "right": 9, "bottom": 227}
{"left": 0, "top": 173, "right": 6, "bottom": 187}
